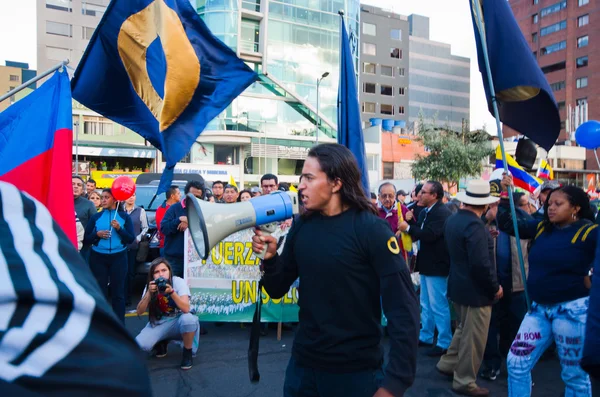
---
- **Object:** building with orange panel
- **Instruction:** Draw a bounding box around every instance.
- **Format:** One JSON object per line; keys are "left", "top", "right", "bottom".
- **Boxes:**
{"left": 381, "top": 131, "right": 427, "bottom": 180}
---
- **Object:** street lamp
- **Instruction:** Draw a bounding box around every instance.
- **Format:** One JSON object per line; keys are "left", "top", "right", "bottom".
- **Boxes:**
{"left": 316, "top": 71, "right": 329, "bottom": 144}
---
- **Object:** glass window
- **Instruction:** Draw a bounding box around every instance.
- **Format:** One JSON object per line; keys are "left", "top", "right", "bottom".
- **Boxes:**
{"left": 362, "top": 102, "right": 376, "bottom": 113}
{"left": 576, "top": 55, "right": 589, "bottom": 68}
{"left": 46, "top": 46, "right": 70, "bottom": 61}
{"left": 540, "top": 20, "right": 567, "bottom": 36}
{"left": 363, "top": 83, "right": 376, "bottom": 94}
{"left": 390, "top": 29, "right": 401, "bottom": 40}
{"left": 540, "top": 1, "right": 567, "bottom": 17}
{"left": 398, "top": 67, "right": 405, "bottom": 76}
{"left": 241, "top": 18, "right": 260, "bottom": 52}
{"left": 363, "top": 22, "right": 376, "bottom": 36}
{"left": 576, "top": 77, "right": 588, "bottom": 88}
{"left": 532, "top": 14, "right": 539, "bottom": 24}
{"left": 363, "top": 62, "right": 376, "bottom": 74}
{"left": 557, "top": 101, "right": 566, "bottom": 111}
{"left": 549, "top": 81, "right": 565, "bottom": 91}
{"left": 533, "top": 0, "right": 539, "bottom": 4}
{"left": 399, "top": 106, "right": 405, "bottom": 115}
{"left": 578, "top": 14, "right": 589, "bottom": 27}
{"left": 390, "top": 48, "right": 402, "bottom": 59}
{"left": 577, "top": 97, "right": 588, "bottom": 105}
{"left": 241, "top": 0, "right": 260, "bottom": 12}
{"left": 540, "top": 40, "right": 567, "bottom": 55}
{"left": 380, "top": 104, "right": 394, "bottom": 115}
{"left": 383, "top": 162, "right": 393, "bottom": 179}
{"left": 532, "top": 32, "right": 538, "bottom": 42}
{"left": 367, "top": 154, "right": 378, "bottom": 171}
{"left": 46, "top": 0, "right": 72, "bottom": 12}
{"left": 578, "top": 35, "right": 589, "bottom": 47}
{"left": 46, "top": 21, "right": 72, "bottom": 37}
{"left": 381, "top": 85, "right": 393, "bottom": 96}
{"left": 579, "top": 0, "right": 589, "bottom": 6}
{"left": 82, "top": 26, "right": 94, "bottom": 40}
{"left": 9, "top": 75, "right": 19, "bottom": 82}
{"left": 363, "top": 42, "right": 376, "bottom": 56}
{"left": 81, "top": 1, "right": 106, "bottom": 18}
{"left": 214, "top": 145, "right": 239, "bottom": 165}
{"left": 398, "top": 87, "right": 405, "bottom": 95}
{"left": 381, "top": 65, "right": 394, "bottom": 77}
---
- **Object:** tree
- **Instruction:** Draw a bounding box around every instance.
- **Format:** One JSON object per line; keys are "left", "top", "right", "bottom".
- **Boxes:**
{"left": 411, "top": 118, "right": 493, "bottom": 190}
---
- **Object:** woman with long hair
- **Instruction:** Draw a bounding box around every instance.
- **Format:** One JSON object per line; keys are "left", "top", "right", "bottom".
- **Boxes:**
{"left": 83, "top": 188, "right": 135, "bottom": 322}
{"left": 498, "top": 176, "right": 597, "bottom": 396}
{"left": 237, "top": 189, "right": 252, "bottom": 202}
{"left": 135, "top": 258, "right": 199, "bottom": 370}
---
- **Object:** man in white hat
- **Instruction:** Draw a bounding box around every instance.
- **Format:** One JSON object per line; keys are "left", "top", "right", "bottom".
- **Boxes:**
{"left": 436, "top": 179, "right": 503, "bottom": 397}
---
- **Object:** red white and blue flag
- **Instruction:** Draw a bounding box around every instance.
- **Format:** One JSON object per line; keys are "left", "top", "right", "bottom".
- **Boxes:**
{"left": 0, "top": 70, "right": 76, "bottom": 245}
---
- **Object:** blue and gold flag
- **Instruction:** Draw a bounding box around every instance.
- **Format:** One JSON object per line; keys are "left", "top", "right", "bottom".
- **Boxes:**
{"left": 337, "top": 13, "right": 369, "bottom": 195}
{"left": 71, "top": 0, "right": 258, "bottom": 193}
{"left": 470, "top": 0, "right": 560, "bottom": 151}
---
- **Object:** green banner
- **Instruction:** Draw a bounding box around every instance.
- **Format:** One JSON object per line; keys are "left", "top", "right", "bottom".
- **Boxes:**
{"left": 184, "top": 227, "right": 299, "bottom": 322}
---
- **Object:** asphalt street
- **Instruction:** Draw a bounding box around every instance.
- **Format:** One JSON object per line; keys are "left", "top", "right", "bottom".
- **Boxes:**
{"left": 125, "top": 316, "right": 598, "bottom": 397}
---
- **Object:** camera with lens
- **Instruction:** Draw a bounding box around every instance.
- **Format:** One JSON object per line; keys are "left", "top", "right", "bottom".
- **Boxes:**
{"left": 155, "top": 277, "right": 168, "bottom": 293}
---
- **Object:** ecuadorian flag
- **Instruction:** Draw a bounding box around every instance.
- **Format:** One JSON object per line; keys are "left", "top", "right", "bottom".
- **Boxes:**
{"left": 495, "top": 146, "right": 542, "bottom": 194}
{"left": 537, "top": 159, "right": 554, "bottom": 180}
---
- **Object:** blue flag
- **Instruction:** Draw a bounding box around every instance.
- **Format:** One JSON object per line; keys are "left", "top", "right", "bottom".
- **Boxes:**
{"left": 470, "top": 0, "right": 560, "bottom": 151}
{"left": 71, "top": 0, "right": 258, "bottom": 193}
{"left": 337, "top": 13, "right": 370, "bottom": 195}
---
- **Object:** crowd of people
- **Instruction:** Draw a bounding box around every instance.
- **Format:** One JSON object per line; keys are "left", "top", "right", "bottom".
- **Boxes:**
{"left": 60, "top": 146, "right": 600, "bottom": 396}
{"left": 369, "top": 170, "right": 600, "bottom": 396}
{"left": 71, "top": 171, "right": 291, "bottom": 371}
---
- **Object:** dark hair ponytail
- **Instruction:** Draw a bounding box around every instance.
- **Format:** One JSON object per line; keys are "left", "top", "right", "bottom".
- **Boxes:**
{"left": 542, "top": 185, "right": 595, "bottom": 232}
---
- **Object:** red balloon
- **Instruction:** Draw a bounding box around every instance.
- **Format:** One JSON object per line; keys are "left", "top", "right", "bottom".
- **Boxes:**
{"left": 111, "top": 176, "right": 136, "bottom": 201}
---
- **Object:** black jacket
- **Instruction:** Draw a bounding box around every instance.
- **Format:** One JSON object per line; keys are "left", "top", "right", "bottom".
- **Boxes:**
{"left": 408, "top": 201, "right": 451, "bottom": 276}
{"left": 445, "top": 209, "right": 499, "bottom": 307}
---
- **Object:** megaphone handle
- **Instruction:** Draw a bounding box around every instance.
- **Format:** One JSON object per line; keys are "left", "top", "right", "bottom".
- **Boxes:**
{"left": 255, "top": 223, "right": 278, "bottom": 260}
{"left": 255, "top": 232, "right": 271, "bottom": 260}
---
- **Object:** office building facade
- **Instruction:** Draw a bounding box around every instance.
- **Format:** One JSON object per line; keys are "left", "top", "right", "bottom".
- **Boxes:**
{"left": 407, "top": 14, "right": 470, "bottom": 132}
{"left": 190, "top": 0, "right": 382, "bottom": 186}
{"left": 359, "top": 5, "right": 409, "bottom": 131}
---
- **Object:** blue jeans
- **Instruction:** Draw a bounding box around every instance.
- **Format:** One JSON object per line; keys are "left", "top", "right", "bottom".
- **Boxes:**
{"left": 419, "top": 275, "right": 452, "bottom": 349}
{"left": 283, "top": 356, "right": 384, "bottom": 397}
{"left": 507, "top": 297, "right": 591, "bottom": 397}
{"left": 89, "top": 250, "right": 128, "bottom": 323}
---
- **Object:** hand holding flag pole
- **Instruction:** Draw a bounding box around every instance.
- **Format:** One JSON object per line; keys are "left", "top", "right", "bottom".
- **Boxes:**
{"left": 471, "top": 1, "right": 531, "bottom": 311}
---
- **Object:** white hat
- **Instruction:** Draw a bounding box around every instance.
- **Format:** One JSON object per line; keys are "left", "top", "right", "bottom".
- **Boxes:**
{"left": 455, "top": 179, "right": 500, "bottom": 206}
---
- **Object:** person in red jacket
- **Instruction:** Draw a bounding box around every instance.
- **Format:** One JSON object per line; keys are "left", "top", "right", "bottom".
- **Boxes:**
{"left": 155, "top": 186, "right": 181, "bottom": 256}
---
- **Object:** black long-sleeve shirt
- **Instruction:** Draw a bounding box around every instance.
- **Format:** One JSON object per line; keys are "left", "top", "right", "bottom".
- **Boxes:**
{"left": 262, "top": 208, "right": 419, "bottom": 396}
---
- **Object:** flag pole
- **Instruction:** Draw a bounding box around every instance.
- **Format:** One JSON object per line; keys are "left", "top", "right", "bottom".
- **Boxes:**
{"left": 0, "top": 60, "right": 69, "bottom": 104}
{"left": 472, "top": 2, "right": 531, "bottom": 311}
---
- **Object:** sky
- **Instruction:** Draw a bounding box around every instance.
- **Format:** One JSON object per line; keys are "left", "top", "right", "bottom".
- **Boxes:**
{"left": 0, "top": 0, "right": 497, "bottom": 131}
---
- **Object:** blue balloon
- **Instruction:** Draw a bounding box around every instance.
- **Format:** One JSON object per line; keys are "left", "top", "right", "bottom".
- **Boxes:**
{"left": 576, "top": 121, "right": 600, "bottom": 149}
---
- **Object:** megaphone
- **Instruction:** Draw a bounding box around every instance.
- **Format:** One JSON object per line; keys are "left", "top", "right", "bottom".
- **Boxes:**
{"left": 186, "top": 191, "right": 299, "bottom": 260}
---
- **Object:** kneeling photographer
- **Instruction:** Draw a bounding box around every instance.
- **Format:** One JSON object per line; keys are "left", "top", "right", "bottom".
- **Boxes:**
{"left": 135, "top": 258, "right": 200, "bottom": 370}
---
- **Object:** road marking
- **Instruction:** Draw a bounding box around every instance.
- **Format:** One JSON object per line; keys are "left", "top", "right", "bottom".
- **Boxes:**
{"left": 125, "top": 312, "right": 148, "bottom": 317}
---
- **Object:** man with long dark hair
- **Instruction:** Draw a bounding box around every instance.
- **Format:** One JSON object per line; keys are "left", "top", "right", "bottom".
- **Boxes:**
{"left": 252, "top": 143, "right": 419, "bottom": 397}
